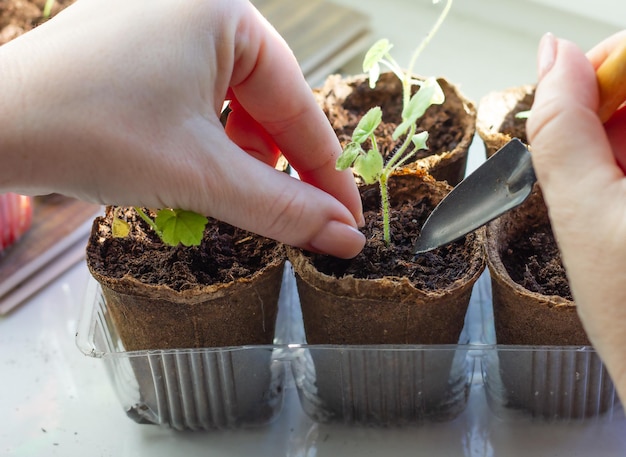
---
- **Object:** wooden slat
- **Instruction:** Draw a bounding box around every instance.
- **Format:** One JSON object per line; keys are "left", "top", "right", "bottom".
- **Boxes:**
{"left": 252, "top": 0, "right": 371, "bottom": 86}
{"left": 0, "top": 195, "right": 101, "bottom": 313}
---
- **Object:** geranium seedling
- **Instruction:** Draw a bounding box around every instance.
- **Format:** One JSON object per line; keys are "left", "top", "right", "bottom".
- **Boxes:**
{"left": 336, "top": 0, "right": 452, "bottom": 245}
{"left": 114, "top": 207, "right": 208, "bottom": 247}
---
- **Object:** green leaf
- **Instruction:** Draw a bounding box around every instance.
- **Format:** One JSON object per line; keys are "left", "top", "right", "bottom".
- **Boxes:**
{"left": 411, "top": 131, "right": 429, "bottom": 150}
{"left": 336, "top": 142, "right": 363, "bottom": 170}
{"left": 352, "top": 107, "right": 382, "bottom": 144}
{"left": 353, "top": 149, "right": 383, "bottom": 185}
{"left": 363, "top": 39, "right": 393, "bottom": 88}
{"left": 393, "top": 119, "right": 411, "bottom": 142}
{"left": 154, "top": 209, "right": 208, "bottom": 247}
{"left": 515, "top": 110, "right": 531, "bottom": 119}
{"left": 112, "top": 216, "right": 130, "bottom": 238}
{"left": 393, "top": 77, "right": 445, "bottom": 140}
{"left": 363, "top": 39, "right": 393, "bottom": 72}
{"left": 402, "top": 77, "right": 445, "bottom": 120}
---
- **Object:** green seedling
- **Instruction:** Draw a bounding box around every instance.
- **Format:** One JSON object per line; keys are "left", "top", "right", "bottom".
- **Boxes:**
{"left": 113, "top": 207, "right": 208, "bottom": 247}
{"left": 336, "top": 0, "right": 452, "bottom": 245}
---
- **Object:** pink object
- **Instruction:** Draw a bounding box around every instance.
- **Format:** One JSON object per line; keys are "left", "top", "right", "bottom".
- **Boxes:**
{"left": 0, "top": 193, "right": 33, "bottom": 254}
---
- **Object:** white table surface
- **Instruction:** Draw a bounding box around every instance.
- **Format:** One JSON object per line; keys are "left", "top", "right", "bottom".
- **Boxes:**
{"left": 2, "top": 1, "right": 625, "bottom": 455}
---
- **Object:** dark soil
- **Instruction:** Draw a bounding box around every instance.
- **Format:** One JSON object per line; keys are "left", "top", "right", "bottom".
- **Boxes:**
{"left": 317, "top": 73, "right": 465, "bottom": 162}
{"left": 0, "top": 0, "right": 75, "bottom": 44}
{"left": 495, "top": 90, "right": 534, "bottom": 145}
{"left": 87, "top": 207, "right": 281, "bottom": 292}
{"left": 308, "top": 183, "right": 476, "bottom": 292}
{"left": 491, "top": 95, "right": 572, "bottom": 302}
{"left": 501, "top": 221, "right": 572, "bottom": 300}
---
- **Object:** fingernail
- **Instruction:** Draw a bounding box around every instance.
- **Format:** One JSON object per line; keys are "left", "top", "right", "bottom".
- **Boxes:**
{"left": 538, "top": 32, "right": 557, "bottom": 81}
{"left": 310, "top": 220, "right": 366, "bottom": 259}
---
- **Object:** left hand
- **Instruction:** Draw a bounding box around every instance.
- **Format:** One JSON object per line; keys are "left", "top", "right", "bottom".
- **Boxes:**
{"left": 0, "top": 0, "right": 366, "bottom": 258}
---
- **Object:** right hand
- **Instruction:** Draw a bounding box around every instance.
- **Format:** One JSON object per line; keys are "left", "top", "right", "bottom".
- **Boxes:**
{"left": 527, "top": 31, "right": 626, "bottom": 402}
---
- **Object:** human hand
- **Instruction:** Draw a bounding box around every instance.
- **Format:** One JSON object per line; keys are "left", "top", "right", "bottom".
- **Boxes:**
{"left": 0, "top": 0, "right": 365, "bottom": 258}
{"left": 526, "top": 31, "right": 626, "bottom": 400}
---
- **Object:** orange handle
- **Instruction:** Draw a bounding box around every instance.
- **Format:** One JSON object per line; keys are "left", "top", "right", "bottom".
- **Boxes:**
{"left": 597, "top": 37, "right": 626, "bottom": 123}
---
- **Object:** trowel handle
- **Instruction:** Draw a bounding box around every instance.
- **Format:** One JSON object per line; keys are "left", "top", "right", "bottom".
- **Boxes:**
{"left": 597, "top": 37, "right": 626, "bottom": 123}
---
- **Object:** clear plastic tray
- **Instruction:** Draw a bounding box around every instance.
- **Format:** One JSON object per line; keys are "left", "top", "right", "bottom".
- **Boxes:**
{"left": 76, "top": 264, "right": 624, "bottom": 431}
{"left": 76, "top": 276, "right": 288, "bottom": 431}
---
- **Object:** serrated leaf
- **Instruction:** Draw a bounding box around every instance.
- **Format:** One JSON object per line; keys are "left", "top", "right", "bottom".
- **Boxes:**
{"left": 353, "top": 149, "right": 383, "bottom": 185}
{"left": 112, "top": 216, "right": 130, "bottom": 238}
{"left": 393, "top": 77, "right": 445, "bottom": 140}
{"left": 336, "top": 142, "right": 363, "bottom": 170}
{"left": 411, "top": 131, "right": 429, "bottom": 150}
{"left": 154, "top": 208, "right": 208, "bottom": 247}
{"left": 352, "top": 107, "right": 382, "bottom": 144}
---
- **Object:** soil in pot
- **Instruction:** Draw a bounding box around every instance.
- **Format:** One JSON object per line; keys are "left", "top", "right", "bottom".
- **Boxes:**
{"left": 501, "top": 220, "right": 572, "bottom": 300}
{"left": 86, "top": 207, "right": 286, "bottom": 429}
{"left": 476, "top": 84, "right": 534, "bottom": 157}
{"left": 485, "top": 186, "right": 617, "bottom": 420}
{"left": 315, "top": 71, "right": 476, "bottom": 186}
{"left": 287, "top": 169, "right": 486, "bottom": 425}
{"left": 87, "top": 206, "right": 285, "bottom": 350}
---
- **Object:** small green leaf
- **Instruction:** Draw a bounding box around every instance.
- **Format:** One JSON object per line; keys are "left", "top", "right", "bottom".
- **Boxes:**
{"left": 363, "top": 39, "right": 393, "bottom": 72}
{"left": 363, "top": 39, "right": 393, "bottom": 88}
{"left": 411, "top": 131, "right": 429, "bottom": 150}
{"left": 353, "top": 149, "right": 383, "bottom": 185}
{"left": 515, "top": 110, "right": 531, "bottom": 119}
{"left": 336, "top": 142, "right": 363, "bottom": 170}
{"left": 112, "top": 216, "right": 130, "bottom": 238}
{"left": 424, "top": 77, "right": 446, "bottom": 105}
{"left": 154, "top": 209, "right": 208, "bottom": 247}
{"left": 402, "top": 77, "right": 444, "bottom": 120}
{"left": 352, "top": 107, "right": 382, "bottom": 144}
{"left": 393, "top": 77, "right": 445, "bottom": 140}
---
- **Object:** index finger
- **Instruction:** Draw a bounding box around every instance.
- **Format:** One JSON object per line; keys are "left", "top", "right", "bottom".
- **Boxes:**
{"left": 226, "top": 3, "right": 364, "bottom": 226}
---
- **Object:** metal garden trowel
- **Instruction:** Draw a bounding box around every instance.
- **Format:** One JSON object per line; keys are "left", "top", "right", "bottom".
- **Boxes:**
{"left": 414, "top": 139, "right": 534, "bottom": 254}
